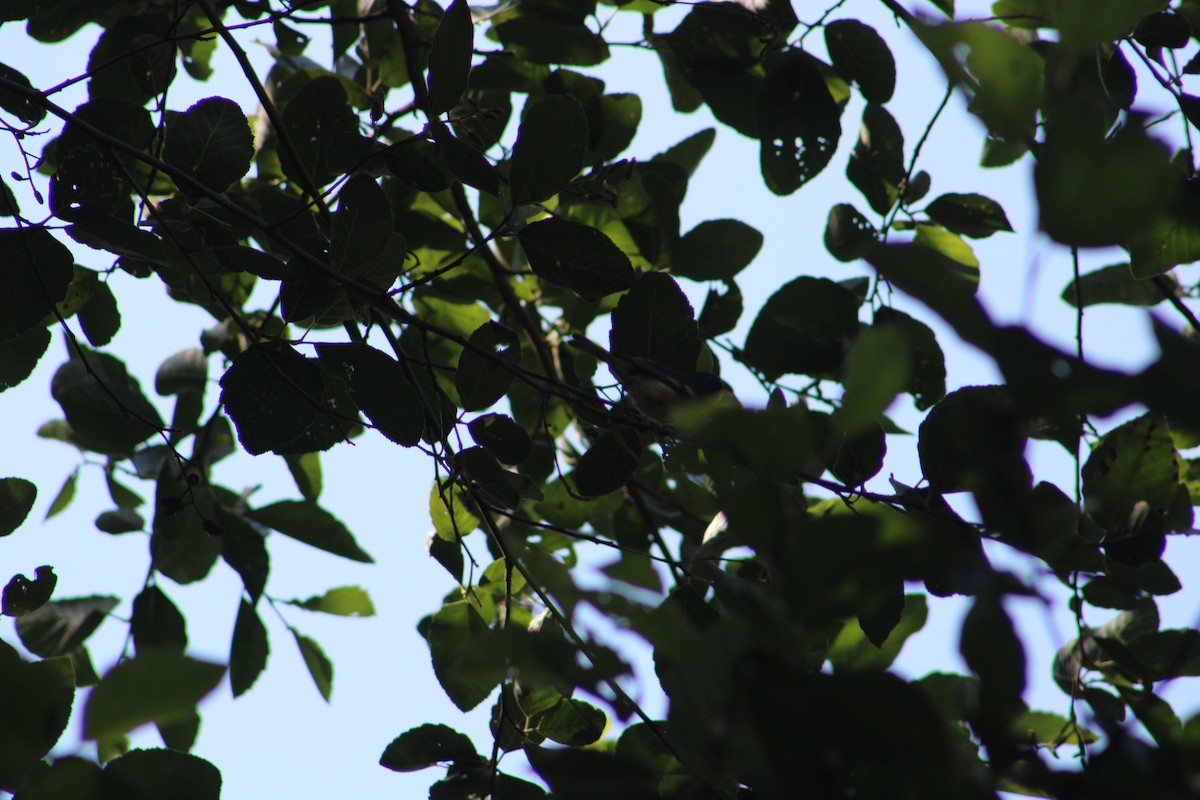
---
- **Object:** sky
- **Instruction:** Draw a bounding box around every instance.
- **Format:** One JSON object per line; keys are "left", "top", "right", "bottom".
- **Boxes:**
{"left": 2, "top": 1, "right": 1199, "bottom": 797}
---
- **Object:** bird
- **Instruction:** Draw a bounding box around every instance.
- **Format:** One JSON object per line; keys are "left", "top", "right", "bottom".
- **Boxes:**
{"left": 567, "top": 335, "right": 735, "bottom": 424}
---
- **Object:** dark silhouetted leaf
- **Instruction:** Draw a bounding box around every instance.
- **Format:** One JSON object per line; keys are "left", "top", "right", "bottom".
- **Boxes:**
{"left": 742, "top": 276, "right": 861, "bottom": 380}
{"left": 83, "top": 652, "right": 224, "bottom": 739}
{"left": 826, "top": 19, "right": 896, "bottom": 103}
{"left": 519, "top": 216, "right": 635, "bottom": 301}
{"left": 0, "top": 477, "right": 37, "bottom": 536}
{"left": 510, "top": 94, "right": 589, "bottom": 205}
{"left": 469, "top": 414, "right": 533, "bottom": 465}
{"left": 0, "top": 226, "right": 73, "bottom": 341}
{"left": 248, "top": 500, "right": 373, "bottom": 562}
{"left": 672, "top": 219, "right": 763, "bottom": 282}
{"left": 2, "top": 565, "right": 56, "bottom": 617}
{"left": 293, "top": 631, "right": 333, "bottom": 702}
{"left": 825, "top": 203, "right": 878, "bottom": 262}
{"left": 380, "top": 723, "right": 480, "bottom": 772}
{"left": 103, "top": 748, "right": 221, "bottom": 800}
{"left": 926, "top": 192, "right": 1014, "bottom": 238}
{"left": 610, "top": 272, "right": 699, "bottom": 372}
{"left": 230, "top": 599, "right": 269, "bottom": 698}
{"left": 456, "top": 321, "right": 519, "bottom": 411}
{"left": 163, "top": 97, "right": 253, "bottom": 195}
{"left": 16, "top": 595, "right": 119, "bottom": 658}
{"left": 426, "top": 601, "right": 504, "bottom": 711}
{"left": 130, "top": 585, "right": 187, "bottom": 653}
{"left": 575, "top": 429, "right": 640, "bottom": 497}
{"left": 428, "top": 0, "right": 474, "bottom": 115}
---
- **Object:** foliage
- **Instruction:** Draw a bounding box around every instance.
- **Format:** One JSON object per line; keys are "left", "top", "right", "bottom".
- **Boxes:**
{"left": 2, "top": 0, "right": 1200, "bottom": 797}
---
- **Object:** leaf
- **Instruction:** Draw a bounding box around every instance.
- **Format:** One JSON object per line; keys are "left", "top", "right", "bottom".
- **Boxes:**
{"left": 51, "top": 349, "right": 164, "bottom": 455}
{"left": 829, "top": 594, "right": 928, "bottom": 672}
{"left": 742, "top": 276, "right": 861, "bottom": 380}
{"left": 926, "top": 192, "right": 1013, "bottom": 238}
{"left": 0, "top": 326, "right": 51, "bottom": 393}
{"left": 130, "top": 586, "right": 187, "bottom": 653}
{"left": 432, "top": 121, "right": 501, "bottom": 196}
{"left": 431, "top": 481, "right": 480, "bottom": 541}
{"left": 103, "top": 749, "right": 221, "bottom": 800}
{"left": 217, "top": 508, "right": 270, "bottom": 603}
{"left": 609, "top": 271, "right": 700, "bottom": 372}
{"left": 672, "top": 219, "right": 763, "bottom": 282}
{"left": 219, "top": 344, "right": 348, "bottom": 456}
{"left": 518, "top": 216, "right": 635, "bottom": 301}
{"left": 536, "top": 698, "right": 607, "bottom": 746}
{"left": 1063, "top": 263, "right": 1173, "bottom": 308}
{"left": 16, "top": 595, "right": 119, "bottom": 658}
{"left": 469, "top": 414, "right": 533, "bottom": 465}
{"left": 0, "top": 651, "right": 74, "bottom": 786}
{"left": 427, "top": 531, "right": 465, "bottom": 584}
{"left": 0, "top": 226, "right": 74, "bottom": 341}
{"left": 426, "top": 601, "right": 505, "bottom": 711}
{"left": 825, "top": 203, "right": 878, "bottom": 262}
{"left": 960, "top": 595, "right": 1026, "bottom": 701}
{"left": 1126, "top": 189, "right": 1200, "bottom": 278}
{"left": 428, "top": 0, "right": 474, "bottom": 115}
{"left": 874, "top": 307, "right": 947, "bottom": 410}
{"left": 1082, "top": 413, "right": 1187, "bottom": 532}
{"left": 330, "top": 175, "right": 395, "bottom": 278}
{"left": 0, "top": 476, "right": 37, "bottom": 536}
{"left": 1036, "top": 120, "right": 1177, "bottom": 248}
{"left": 155, "top": 348, "right": 207, "bottom": 397}
{"left": 847, "top": 103, "right": 905, "bottom": 215}
{"left": 918, "top": 385, "right": 1028, "bottom": 494}
{"left": 279, "top": 76, "right": 360, "bottom": 187}
{"left": 163, "top": 97, "right": 253, "bottom": 195}
{"left": 697, "top": 279, "right": 743, "bottom": 339}
{"left": 1010, "top": 710, "right": 1099, "bottom": 749}
{"left": 456, "top": 321, "right": 520, "bottom": 411}
{"left": 2, "top": 565, "right": 57, "bottom": 617}
{"left": 287, "top": 586, "right": 376, "bottom": 617}
{"left": 509, "top": 94, "right": 589, "bottom": 205}
{"left": 837, "top": 326, "right": 911, "bottom": 435}
{"left": 493, "top": 17, "right": 609, "bottom": 67}
{"left": 575, "top": 429, "right": 640, "bottom": 498}
{"left": 0, "top": 61, "right": 47, "bottom": 123}
{"left": 284, "top": 452, "right": 323, "bottom": 501}
{"left": 247, "top": 500, "right": 373, "bottom": 563}
{"left": 293, "top": 631, "right": 333, "bottom": 702}
{"left": 379, "top": 723, "right": 480, "bottom": 772}
{"left": 760, "top": 52, "right": 843, "bottom": 196}
{"left": 78, "top": 280, "right": 120, "bottom": 348}
{"left": 230, "top": 599, "right": 269, "bottom": 698}
{"left": 316, "top": 343, "right": 424, "bottom": 447}
{"left": 84, "top": 653, "right": 224, "bottom": 740}
{"left": 825, "top": 19, "right": 896, "bottom": 103}
{"left": 914, "top": 224, "right": 979, "bottom": 269}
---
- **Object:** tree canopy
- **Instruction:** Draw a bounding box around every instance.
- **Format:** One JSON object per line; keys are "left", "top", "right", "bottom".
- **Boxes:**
{"left": 3, "top": 0, "right": 1200, "bottom": 798}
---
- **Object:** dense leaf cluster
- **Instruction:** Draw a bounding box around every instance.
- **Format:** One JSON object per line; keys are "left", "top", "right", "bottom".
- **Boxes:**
{"left": 3, "top": 0, "right": 1200, "bottom": 797}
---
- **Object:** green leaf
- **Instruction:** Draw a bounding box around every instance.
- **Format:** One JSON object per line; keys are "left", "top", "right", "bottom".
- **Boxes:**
{"left": 0, "top": 476, "right": 37, "bottom": 536}
{"left": 847, "top": 102, "right": 905, "bottom": 215}
{"left": 1126, "top": 190, "right": 1200, "bottom": 278}
{"left": 926, "top": 192, "right": 1013, "bottom": 238}
{"left": 51, "top": 349, "right": 164, "bottom": 456}
{"left": 536, "top": 698, "right": 607, "bottom": 746}
{"left": 590, "top": 92, "right": 641, "bottom": 164}
{"left": 0, "top": 651, "right": 74, "bottom": 787}
{"left": 609, "top": 272, "right": 699, "bottom": 372}
{"left": 427, "top": 531, "right": 465, "bottom": 583}
{"left": 914, "top": 224, "right": 979, "bottom": 269}
{"left": 316, "top": 343, "right": 424, "bottom": 447}
{"left": 1063, "top": 263, "right": 1172, "bottom": 308}
{"left": 518, "top": 216, "right": 635, "bottom": 301}
{"left": 509, "top": 94, "right": 589, "bottom": 205}
{"left": 217, "top": 507, "right": 270, "bottom": 603}
{"left": 150, "top": 467, "right": 220, "bottom": 586}
{"left": 84, "top": 652, "right": 225, "bottom": 739}
{"left": 247, "top": 500, "right": 373, "bottom": 563}
{"left": 874, "top": 307, "right": 947, "bottom": 410}
{"left": 155, "top": 348, "right": 207, "bottom": 397}
{"left": 130, "top": 585, "right": 187, "bottom": 653}
{"left": 230, "top": 599, "right": 269, "bottom": 698}
{"left": 837, "top": 326, "right": 911, "bottom": 435}
{"left": 825, "top": 19, "right": 896, "bottom": 103}
{"left": 0, "top": 325, "right": 51, "bottom": 393}
{"left": 1083, "top": 413, "right": 1186, "bottom": 531}
{"left": 426, "top": 601, "right": 505, "bottom": 711}
{"left": 284, "top": 452, "right": 323, "bottom": 501}
{"left": 469, "top": 414, "right": 533, "bottom": 465}
{"left": 575, "top": 429, "right": 640, "bottom": 498}
{"left": 760, "top": 52, "right": 843, "bottom": 195}
{"left": 379, "top": 723, "right": 480, "bottom": 772}
{"left": 1049, "top": 0, "right": 1168, "bottom": 51}
{"left": 428, "top": 0, "right": 474, "bottom": 115}
{"left": 0, "top": 226, "right": 73, "bottom": 341}
{"left": 287, "top": 586, "right": 376, "bottom": 617}
{"left": 1010, "top": 710, "right": 1099, "bottom": 749}
{"left": 16, "top": 595, "right": 119, "bottom": 658}
{"left": 742, "top": 276, "right": 861, "bottom": 380}
{"left": 919, "top": 22, "right": 1042, "bottom": 139}
{"left": 163, "top": 97, "right": 253, "bottom": 195}
{"left": 219, "top": 344, "right": 348, "bottom": 456}
{"left": 825, "top": 203, "right": 878, "bottom": 262}
{"left": 456, "top": 321, "right": 520, "bottom": 411}
{"left": 103, "top": 749, "right": 221, "bottom": 800}
{"left": 431, "top": 481, "right": 480, "bottom": 541}
{"left": 493, "top": 17, "right": 609, "bottom": 67}
{"left": 672, "top": 219, "right": 763, "bottom": 282}
{"left": 829, "top": 594, "right": 928, "bottom": 672}
{"left": 78, "top": 280, "right": 120, "bottom": 348}
{"left": 293, "top": 631, "right": 334, "bottom": 702}
{"left": 279, "top": 76, "right": 360, "bottom": 187}
{"left": 2, "top": 565, "right": 57, "bottom": 617}
{"left": 1037, "top": 120, "right": 1177, "bottom": 248}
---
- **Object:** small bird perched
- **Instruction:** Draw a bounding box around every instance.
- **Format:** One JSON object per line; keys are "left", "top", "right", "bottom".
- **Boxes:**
{"left": 567, "top": 335, "right": 734, "bottom": 424}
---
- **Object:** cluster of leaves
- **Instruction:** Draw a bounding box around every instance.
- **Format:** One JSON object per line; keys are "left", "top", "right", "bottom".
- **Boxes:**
{"left": 3, "top": 0, "right": 1200, "bottom": 797}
